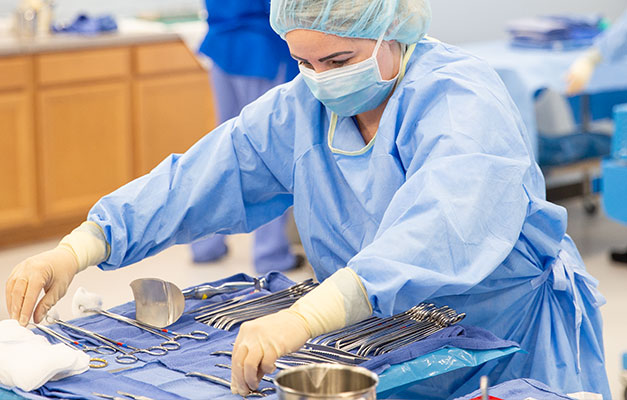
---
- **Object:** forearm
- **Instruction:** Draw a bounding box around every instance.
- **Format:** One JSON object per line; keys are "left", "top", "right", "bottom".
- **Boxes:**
{"left": 288, "top": 268, "right": 372, "bottom": 338}
{"left": 58, "top": 221, "right": 109, "bottom": 271}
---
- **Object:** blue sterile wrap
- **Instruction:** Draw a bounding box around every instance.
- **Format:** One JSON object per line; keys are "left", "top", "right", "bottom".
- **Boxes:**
{"left": 1, "top": 273, "right": 519, "bottom": 400}
{"left": 453, "top": 378, "right": 574, "bottom": 400}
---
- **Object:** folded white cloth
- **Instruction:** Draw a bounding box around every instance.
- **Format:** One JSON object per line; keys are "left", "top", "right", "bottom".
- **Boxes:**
{"left": 0, "top": 319, "right": 89, "bottom": 392}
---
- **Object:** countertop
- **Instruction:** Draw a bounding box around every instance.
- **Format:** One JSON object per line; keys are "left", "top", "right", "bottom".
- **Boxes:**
{"left": 0, "top": 18, "right": 208, "bottom": 59}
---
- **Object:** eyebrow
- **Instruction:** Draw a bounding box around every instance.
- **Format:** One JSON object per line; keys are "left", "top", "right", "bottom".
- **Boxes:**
{"left": 291, "top": 51, "right": 354, "bottom": 63}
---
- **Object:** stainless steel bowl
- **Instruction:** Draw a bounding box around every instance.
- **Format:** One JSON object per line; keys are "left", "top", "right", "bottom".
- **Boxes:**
{"left": 274, "top": 364, "right": 378, "bottom": 400}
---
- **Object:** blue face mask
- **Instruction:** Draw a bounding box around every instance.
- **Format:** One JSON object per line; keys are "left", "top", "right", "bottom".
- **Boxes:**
{"left": 299, "top": 35, "right": 400, "bottom": 117}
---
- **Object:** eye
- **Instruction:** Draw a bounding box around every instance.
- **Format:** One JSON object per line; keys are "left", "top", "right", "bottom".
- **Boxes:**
{"left": 330, "top": 59, "right": 350, "bottom": 67}
{"left": 298, "top": 60, "right": 314, "bottom": 69}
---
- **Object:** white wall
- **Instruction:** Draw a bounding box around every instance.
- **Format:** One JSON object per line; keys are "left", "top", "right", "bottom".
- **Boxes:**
{"left": 0, "top": 0, "right": 203, "bottom": 21}
{"left": 0, "top": 0, "right": 624, "bottom": 43}
{"left": 429, "top": 0, "right": 626, "bottom": 44}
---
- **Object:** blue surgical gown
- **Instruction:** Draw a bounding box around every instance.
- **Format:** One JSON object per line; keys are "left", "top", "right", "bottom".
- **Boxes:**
{"left": 597, "top": 9, "right": 627, "bottom": 63}
{"left": 88, "top": 39, "right": 610, "bottom": 398}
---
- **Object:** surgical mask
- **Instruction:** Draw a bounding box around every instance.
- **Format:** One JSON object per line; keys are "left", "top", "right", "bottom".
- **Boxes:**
{"left": 299, "top": 35, "right": 400, "bottom": 117}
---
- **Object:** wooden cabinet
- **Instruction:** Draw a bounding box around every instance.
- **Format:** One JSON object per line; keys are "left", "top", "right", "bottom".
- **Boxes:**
{"left": 133, "top": 41, "right": 216, "bottom": 175}
{"left": 134, "top": 73, "right": 215, "bottom": 175}
{"left": 0, "top": 39, "right": 216, "bottom": 247}
{"left": 38, "top": 82, "right": 133, "bottom": 221}
{"left": 0, "top": 90, "right": 36, "bottom": 230}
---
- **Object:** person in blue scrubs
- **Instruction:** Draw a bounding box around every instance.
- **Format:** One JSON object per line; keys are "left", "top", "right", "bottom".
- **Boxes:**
{"left": 566, "top": 9, "right": 627, "bottom": 95}
{"left": 7, "top": 0, "right": 610, "bottom": 398}
{"left": 192, "top": 0, "right": 302, "bottom": 273}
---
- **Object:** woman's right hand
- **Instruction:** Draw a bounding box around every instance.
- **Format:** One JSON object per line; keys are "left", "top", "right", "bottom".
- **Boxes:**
{"left": 5, "top": 247, "right": 79, "bottom": 326}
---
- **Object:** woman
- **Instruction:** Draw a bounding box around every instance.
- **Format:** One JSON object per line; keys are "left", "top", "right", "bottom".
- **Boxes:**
{"left": 6, "top": 0, "right": 610, "bottom": 398}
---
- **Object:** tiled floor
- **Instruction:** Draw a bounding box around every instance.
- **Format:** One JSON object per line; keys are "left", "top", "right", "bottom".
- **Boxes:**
{"left": 1, "top": 198, "right": 626, "bottom": 398}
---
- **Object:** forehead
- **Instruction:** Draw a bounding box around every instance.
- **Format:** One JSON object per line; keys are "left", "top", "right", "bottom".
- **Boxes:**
{"left": 285, "top": 29, "right": 373, "bottom": 54}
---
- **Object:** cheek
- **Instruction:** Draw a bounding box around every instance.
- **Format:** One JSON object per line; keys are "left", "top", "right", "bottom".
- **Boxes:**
{"left": 377, "top": 46, "right": 399, "bottom": 81}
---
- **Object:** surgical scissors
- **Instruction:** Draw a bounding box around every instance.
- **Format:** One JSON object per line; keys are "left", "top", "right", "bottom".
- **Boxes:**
{"left": 82, "top": 307, "right": 209, "bottom": 349}
{"left": 32, "top": 323, "right": 113, "bottom": 368}
{"left": 46, "top": 316, "right": 169, "bottom": 364}
{"left": 186, "top": 371, "right": 275, "bottom": 398}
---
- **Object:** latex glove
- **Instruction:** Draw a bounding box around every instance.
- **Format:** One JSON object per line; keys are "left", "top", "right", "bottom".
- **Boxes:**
{"left": 231, "top": 310, "right": 310, "bottom": 396}
{"left": 230, "top": 268, "right": 372, "bottom": 395}
{"left": 5, "top": 221, "right": 108, "bottom": 326}
{"left": 5, "top": 247, "right": 79, "bottom": 326}
{"left": 565, "top": 48, "right": 602, "bottom": 96}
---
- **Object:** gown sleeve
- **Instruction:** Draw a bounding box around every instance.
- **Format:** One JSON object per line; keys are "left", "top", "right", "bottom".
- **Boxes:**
{"left": 347, "top": 63, "right": 539, "bottom": 316}
{"left": 597, "top": 10, "right": 627, "bottom": 63}
{"left": 88, "top": 84, "right": 296, "bottom": 270}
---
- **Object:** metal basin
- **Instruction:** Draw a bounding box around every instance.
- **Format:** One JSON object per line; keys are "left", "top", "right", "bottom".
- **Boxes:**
{"left": 274, "top": 364, "right": 378, "bottom": 400}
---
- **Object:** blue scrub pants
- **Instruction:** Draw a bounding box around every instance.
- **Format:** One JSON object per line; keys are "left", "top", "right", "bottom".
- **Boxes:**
{"left": 191, "top": 64, "right": 296, "bottom": 273}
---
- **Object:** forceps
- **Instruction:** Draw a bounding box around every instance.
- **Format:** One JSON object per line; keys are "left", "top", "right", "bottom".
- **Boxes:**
{"left": 46, "top": 316, "right": 169, "bottom": 364}
{"left": 32, "top": 323, "right": 114, "bottom": 368}
{"left": 186, "top": 371, "right": 275, "bottom": 398}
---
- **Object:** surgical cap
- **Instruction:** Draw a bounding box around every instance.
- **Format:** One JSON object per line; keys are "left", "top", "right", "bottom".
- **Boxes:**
{"left": 270, "top": 0, "right": 432, "bottom": 44}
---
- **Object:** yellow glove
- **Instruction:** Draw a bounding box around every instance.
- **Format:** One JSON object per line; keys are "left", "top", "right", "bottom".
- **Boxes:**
{"left": 565, "top": 48, "right": 602, "bottom": 96}
{"left": 5, "top": 222, "right": 108, "bottom": 326}
{"left": 230, "top": 267, "right": 372, "bottom": 395}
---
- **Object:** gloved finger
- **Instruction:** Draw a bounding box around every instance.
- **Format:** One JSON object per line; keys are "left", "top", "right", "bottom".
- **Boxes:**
{"left": 5, "top": 269, "right": 18, "bottom": 320}
{"left": 33, "top": 286, "right": 62, "bottom": 324}
{"left": 260, "top": 345, "right": 278, "bottom": 375}
{"left": 8, "top": 275, "right": 29, "bottom": 322}
{"left": 18, "top": 274, "right": 47, "bottom": 326}
{"left": 231, "top": 343, "right": 248, "bottom": 394}
{"left": 243, "top": 343, "right": 263, "bottom": 391}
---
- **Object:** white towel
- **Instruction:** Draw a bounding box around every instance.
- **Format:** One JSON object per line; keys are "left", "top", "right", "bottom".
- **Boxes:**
{"left": 0, "top": 319, "right": 89, "bottom": 392}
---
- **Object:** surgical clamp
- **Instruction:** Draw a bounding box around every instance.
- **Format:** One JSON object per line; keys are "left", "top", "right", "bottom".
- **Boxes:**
{"left": 46, "top": 316, "right": 169, "bottom": 364}
{"left": 215, "top": 363, "right": 273, "bottom": 383}
{"left": 195, "top": 280, "right": 318, "bottom": 330}
{"left": 186, "top": 371, "right": 276, "bottom": 398}
{"left": 32, "top": 323, "right": 113, "bottom": 368}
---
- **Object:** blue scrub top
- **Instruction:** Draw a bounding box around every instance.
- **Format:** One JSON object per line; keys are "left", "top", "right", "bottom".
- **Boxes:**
{"left": 199, "top": 0, "right": 299, "bottom": 80}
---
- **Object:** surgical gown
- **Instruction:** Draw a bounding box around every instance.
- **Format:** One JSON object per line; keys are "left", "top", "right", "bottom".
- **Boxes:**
{"left": 88, "top": 39, "right": 610, "bottom": 399}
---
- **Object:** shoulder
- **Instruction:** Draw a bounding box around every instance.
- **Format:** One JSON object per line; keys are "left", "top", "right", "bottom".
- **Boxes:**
{"left": 391, "top": 40, "right": 531, "bottom": 162}
{"left": 401, "top": 39, "right": 509, "bottom": 99}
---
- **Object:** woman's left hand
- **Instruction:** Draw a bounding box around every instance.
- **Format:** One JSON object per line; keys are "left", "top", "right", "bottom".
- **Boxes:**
{"left": 231, "top": 310, "right": 311, "bottom": 395}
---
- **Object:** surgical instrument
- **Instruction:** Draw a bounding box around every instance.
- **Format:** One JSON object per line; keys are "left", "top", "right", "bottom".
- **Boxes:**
{"left": 308, "top": 303, "right": 465, "bottom": 357}
{"left": 46, "top": 315, "right": 168, "bottom": 364}
{"left": 82, "top": 307, "right": 209, "bottom": 349}
{"left": 185, "top": 371, "right": 276, "bottom": 397}
{"left": 93, "top": 393, "right": 155, "bottom": 400}
{"left": 94, "top": 393, "right": 126, "bottom": 400}
{"left": 182, "top": 277, "right": 266, "bottom": 300}
{"left": 215, "top": 363, "right": 273, "bottom": 383}
{"left": 481, "top": 376, "right": 489, "bottom": 400}
{"left": 195, "top": 279, "right": 318, "bottom": 330}
{"left": 31, "top": 323, "right": 114, "bottom": 368}
{"left": 117, "top": 391, "right": 156, "bottom": 400}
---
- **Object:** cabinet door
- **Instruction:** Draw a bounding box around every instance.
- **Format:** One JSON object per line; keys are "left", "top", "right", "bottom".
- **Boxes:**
{"left": 134, "top": 73, "right": 216, "bottom": 175}
{"left": 0, "top": 91, "right": 37, "bottom": 230}
{"left": 38, "top": 82, "right": 133, "bottom": 221}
